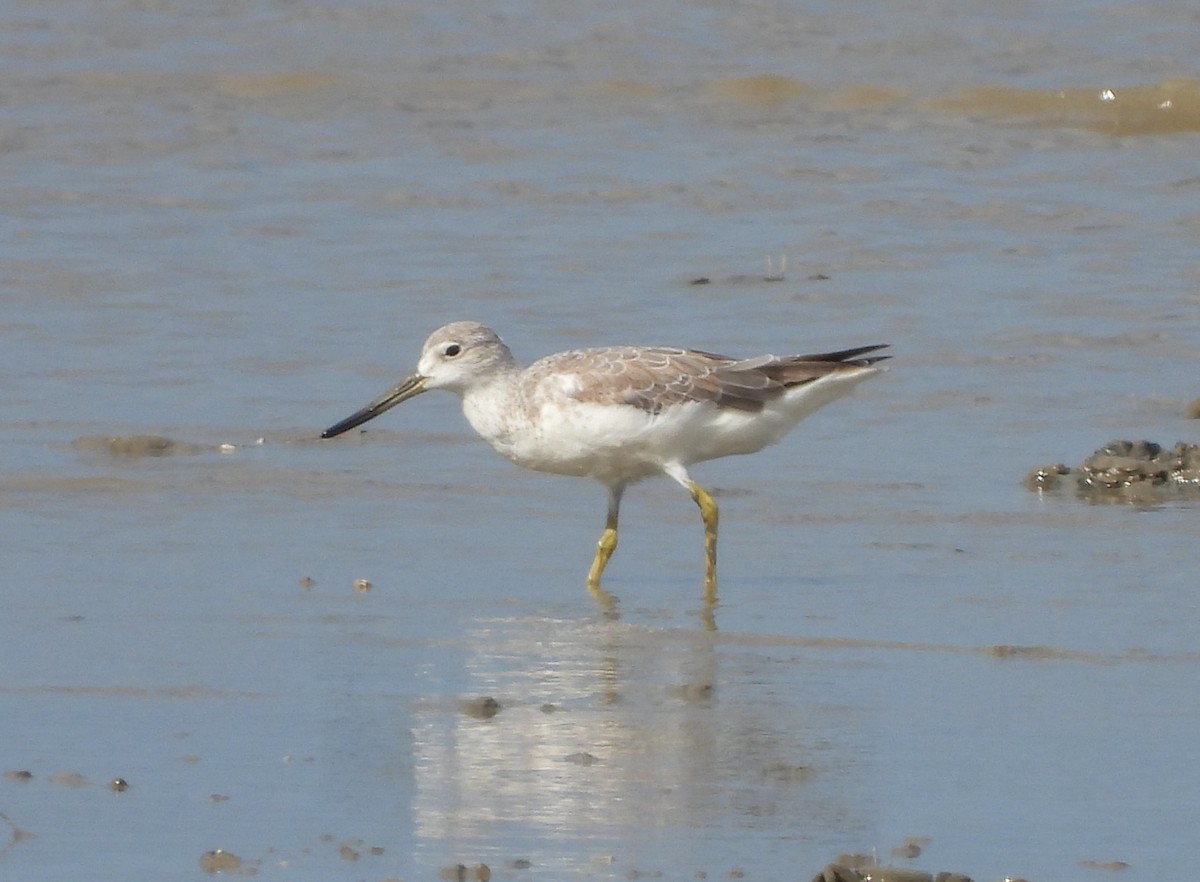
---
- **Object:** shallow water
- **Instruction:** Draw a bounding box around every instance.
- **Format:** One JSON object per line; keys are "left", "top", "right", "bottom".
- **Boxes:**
{"left": 3, "top": 1, "right": 1199, "bottom": 880}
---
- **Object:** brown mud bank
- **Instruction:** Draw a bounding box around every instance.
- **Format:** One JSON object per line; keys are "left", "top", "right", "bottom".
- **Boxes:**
{"left": 1026, "top": 440, "right": 1200, "bottom": 503}
{"left": 70, "top": 435, "right": 242, "bottom": 457}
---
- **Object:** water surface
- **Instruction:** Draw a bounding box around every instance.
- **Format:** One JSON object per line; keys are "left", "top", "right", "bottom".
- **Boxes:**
{"left": 3, "top": 1, "right": 1199, "bottom": 880}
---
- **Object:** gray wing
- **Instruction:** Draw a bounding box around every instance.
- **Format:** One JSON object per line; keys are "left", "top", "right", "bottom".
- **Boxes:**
{"left": 528, "top": 344, "right": 889, "bottom": 415}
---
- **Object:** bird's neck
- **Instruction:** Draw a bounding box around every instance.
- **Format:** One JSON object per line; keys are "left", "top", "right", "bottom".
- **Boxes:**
{"left": 459, "top": 369, "right": 526, "bottom": 450}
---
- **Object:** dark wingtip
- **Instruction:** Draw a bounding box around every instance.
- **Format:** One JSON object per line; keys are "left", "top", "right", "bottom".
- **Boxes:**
{"left": 800, "top": 343, "right": 891, "bottom": 366}
{"left": 859, "top": 347, "right": 892, "bottom": 367}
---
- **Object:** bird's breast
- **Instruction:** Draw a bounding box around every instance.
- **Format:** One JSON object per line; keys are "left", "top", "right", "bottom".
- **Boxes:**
{"left": 462, "top": 388, "right": 666, "bottom": 481}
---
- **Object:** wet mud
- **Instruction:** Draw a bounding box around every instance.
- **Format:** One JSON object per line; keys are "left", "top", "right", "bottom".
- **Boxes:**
{"left": 71, "top": 434, "right": 213, "bottom": 457}
{"left": 812, "top": 855, "right": 990, "bottom": 882}
{"left": 931, "top": 77, "right": 1200, "bottom": 135}
{"left": 198, "top": 849, "right": 247, "bottom": 874}
{"left": 811, "top": 852, "right": 1130, "bottom": 882}
{"left": 458, "top": 696, "right": 502, "bottom": 720}
{"left": 1025, "top": 440, "right": 1200, "bottom": 503}
{"left": 439, "top": 863, "right": 491, "bottom": 881}
{"left": 0, "top": 809, "right": 36, "bottom": 854}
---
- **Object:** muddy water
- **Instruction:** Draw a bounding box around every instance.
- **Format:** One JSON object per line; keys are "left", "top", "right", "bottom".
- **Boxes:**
{"left": 3, "top": 1, "right": 1199, "bottom": 880}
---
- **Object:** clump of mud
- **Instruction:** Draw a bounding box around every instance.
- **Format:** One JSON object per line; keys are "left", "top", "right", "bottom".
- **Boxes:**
{"left": 1025, "top": 439, "right": 1200, "bottom": 502}
{"left": 811, "top": 858, "right": 979, "bottom": 882}
{"left": 199, "top": 849, "right": 247, "bottom": 874}
{"left": 71, "top": 435, "right": 208, "bottom": 457}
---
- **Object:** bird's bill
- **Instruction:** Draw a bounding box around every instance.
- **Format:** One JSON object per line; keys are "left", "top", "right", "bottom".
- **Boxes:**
{"left": 320, "top": 374, "right": 427, "bottom": 438}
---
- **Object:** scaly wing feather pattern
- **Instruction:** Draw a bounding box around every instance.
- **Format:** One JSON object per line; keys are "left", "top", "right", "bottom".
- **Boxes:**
{"left": 527, "top": 344, "right": 889, "bottom": 415}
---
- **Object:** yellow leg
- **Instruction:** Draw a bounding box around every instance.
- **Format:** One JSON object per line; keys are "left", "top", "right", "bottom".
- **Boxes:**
{"left": 688, "top": 480, "right": 719, "bottom": 603}
{"left": 586, "top": 485, "right": 624, "bottom": 608}
{"left": 587, "top": 514, "right": 618, "bottom": 590}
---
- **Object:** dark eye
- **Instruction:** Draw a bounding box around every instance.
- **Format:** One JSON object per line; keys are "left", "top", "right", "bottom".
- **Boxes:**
{"left": 444, "top": 344, "right": 461, "bottom": 357}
